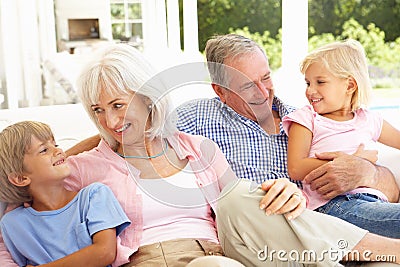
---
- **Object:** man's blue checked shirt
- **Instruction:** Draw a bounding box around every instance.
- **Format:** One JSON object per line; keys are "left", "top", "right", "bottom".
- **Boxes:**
{"left": 176, "top": 96, "right": 300, "bottom": 186}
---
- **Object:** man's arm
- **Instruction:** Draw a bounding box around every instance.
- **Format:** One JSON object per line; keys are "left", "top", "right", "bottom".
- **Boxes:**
{"left": 372, "top": 165, "right": 400, "bottom": 202}
{"left": 304, "top": 152, "right": 400, "bottom": 203}
{"left": 65, "top": 134, "right": 101, "bottom": 157}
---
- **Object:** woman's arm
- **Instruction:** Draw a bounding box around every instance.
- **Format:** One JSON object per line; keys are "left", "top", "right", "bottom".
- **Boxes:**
{"left": 287, "top": 122, "right": 329, "bottom": 181}
{"left": 34, "top": 228, "right": 117, "bottom": 267}
{"left": 65, "top": 134, "right": 101, "bottom": 157}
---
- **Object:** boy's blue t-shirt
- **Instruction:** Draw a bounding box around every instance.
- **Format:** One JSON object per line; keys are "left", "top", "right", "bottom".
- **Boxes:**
{"left": 0, "top": 182, "right": 130, "bottom": 267}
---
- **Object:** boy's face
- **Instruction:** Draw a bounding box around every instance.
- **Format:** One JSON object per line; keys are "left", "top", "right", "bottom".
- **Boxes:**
{"left": 22, "top": 135, "right": 70, "bottom": 186}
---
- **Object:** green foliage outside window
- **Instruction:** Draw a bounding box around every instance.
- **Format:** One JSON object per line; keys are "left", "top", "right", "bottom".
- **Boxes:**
{"left": 111, "top": 2, "right": 142, "bottom": 40}
{"left": 195, "top": 0, "right": 400, "bottom": 88}
{"left": 229, "top": 19, "right": 400, "bottom": 88}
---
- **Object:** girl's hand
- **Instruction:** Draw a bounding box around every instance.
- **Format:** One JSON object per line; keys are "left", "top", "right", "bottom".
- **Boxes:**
{"left": 352, "top": 143, "right": 378, "bottom": 163}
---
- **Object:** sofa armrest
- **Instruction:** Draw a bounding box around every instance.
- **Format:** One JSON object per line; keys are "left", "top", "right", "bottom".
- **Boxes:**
{"left": 376, "top": 143, "right": 400, "bottom": 202}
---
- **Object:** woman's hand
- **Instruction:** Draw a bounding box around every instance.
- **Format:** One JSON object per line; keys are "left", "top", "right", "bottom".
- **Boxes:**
{"left": 259, "top": 178, "right": 306, "bottom": 220}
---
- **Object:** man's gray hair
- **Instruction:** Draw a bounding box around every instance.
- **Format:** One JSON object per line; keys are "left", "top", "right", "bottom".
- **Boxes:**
{"left": 205, "top": 34, "right": 267, "bottom": 87}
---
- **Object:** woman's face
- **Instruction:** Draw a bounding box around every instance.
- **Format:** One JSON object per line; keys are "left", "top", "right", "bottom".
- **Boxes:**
{"left": 91, "top": 89, "right": 151, "bottom": 146}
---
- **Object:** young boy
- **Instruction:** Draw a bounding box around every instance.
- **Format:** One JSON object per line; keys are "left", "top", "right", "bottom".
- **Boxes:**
{"left": 0, "top": 121, "right": 130, "bottom": 267}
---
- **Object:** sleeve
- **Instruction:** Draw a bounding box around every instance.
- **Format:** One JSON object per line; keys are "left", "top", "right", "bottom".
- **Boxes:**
{"left": 364, "top": 109, "right": 384, "bottom": 141}
{"left": 176, "top": 100, "right": 200, "bottom": 135}
{"left": 200, "top": 137, "right": 237, "bottom": 191}
{"left": 0, "top": 220, "right": 24, "bottom": 267}
{"left": 282, "top": 105, "right": 315, "bottom": 136}
{"left": 0, "top": 204, "right": 21, "bottom": 267}
{"left": 212, "top": 142, "right": 237, "bottom": 191}
{"left": 64, "top": 156, "right": 85, "bottom": 192}
{"left": 65, "top": 150, "right": 110, "bottom": 192}
{"left": 86, "top": 183, "right": 131, "bottom": 237}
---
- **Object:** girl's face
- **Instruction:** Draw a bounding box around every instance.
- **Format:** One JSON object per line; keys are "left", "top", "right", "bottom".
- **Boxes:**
{"left": 304, "top": 61, "right": 354, "bottom": 117}
{"left": 91, "top": 89, "right": 151, "bottom": 146}
{"left": 22, "top": 136, "right": 70, "bottom": 186}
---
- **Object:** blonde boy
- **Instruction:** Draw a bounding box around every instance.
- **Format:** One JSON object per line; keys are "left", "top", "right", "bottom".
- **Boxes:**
{"left": 0, "top": 121, "right": 130, "bottom": 267}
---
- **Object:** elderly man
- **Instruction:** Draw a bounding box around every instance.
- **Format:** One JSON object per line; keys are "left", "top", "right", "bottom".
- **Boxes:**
{"left": 176, "top": 34, "right": 400, "bottom": 266}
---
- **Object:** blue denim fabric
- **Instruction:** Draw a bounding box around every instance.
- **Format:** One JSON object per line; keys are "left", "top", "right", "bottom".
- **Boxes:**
{"left": 316, "top": 193, "right": 400, "bottom": 238}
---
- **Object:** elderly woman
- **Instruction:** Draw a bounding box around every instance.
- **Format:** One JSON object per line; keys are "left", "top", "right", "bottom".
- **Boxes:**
{"left": 72, "top": 43, "right": 240, "bottom": 266}
{"left": 0, "top": 44, "right": 241, "bottom": 267}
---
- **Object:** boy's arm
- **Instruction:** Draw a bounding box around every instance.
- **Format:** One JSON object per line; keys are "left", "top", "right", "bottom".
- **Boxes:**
{"left": 36, "top": 228, "right": 117, "bottom": 267}
{"left": 65, "top": 134, "right": 101, "bottom": 157}
{"left": 287, "top": 122, "right": 329, "bottom": 181}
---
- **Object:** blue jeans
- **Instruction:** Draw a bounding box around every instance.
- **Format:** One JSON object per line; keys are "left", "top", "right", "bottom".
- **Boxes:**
{"left": 316, "top": 193, "right": 400, "bottom": 238}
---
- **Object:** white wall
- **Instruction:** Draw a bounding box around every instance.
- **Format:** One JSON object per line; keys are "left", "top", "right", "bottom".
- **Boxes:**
{"left": 0, "top": 2, "right": 5, "bottom": 108}
{"left": 54, "top": 0, "right": 112, "bottom": 42}
{"left": 0, "top": 103, "right": 98, "bottom": 149}
{"left": 0, "top": 0, "right": 43, "bottom": 109}
{"left": 0, "top": 0, "right": 112, "bottom": 109}
{"left": 276, "top": 0, "right": 309, "bottom": 108}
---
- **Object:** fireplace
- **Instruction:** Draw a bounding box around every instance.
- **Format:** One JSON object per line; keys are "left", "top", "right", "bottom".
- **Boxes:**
{"left": 68, "top": 18, "right": 100, "bottom": 40}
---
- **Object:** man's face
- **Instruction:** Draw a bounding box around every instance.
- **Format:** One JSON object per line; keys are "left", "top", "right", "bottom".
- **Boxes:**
{"left": 214, "top": 49, "right": 275, "bottom": 124}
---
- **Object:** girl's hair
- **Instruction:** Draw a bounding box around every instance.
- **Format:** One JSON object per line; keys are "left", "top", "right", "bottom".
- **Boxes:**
{"left": 300, "top": 39, "right": 372, "bottom": 111}
{"left": 205, "top": 34, "right": 268, "bottom": 88}
{"left": 0, "top": 121, "right": 54, "bottom": 203}
{"left": 77, "top": 43, "right": 176, "bottom": 150}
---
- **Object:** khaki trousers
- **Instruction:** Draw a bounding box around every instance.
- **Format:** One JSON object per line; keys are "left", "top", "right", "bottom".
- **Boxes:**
{"left": 121, "top": 238, "right": 224, "bottom": 267}
{"left": 216, "top": 179, "right": 396, "bottom": 267}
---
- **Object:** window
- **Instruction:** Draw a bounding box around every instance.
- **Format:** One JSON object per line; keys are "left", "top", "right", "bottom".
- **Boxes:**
{"left": 110, "top": 0, "right": 143, "bottom": 49}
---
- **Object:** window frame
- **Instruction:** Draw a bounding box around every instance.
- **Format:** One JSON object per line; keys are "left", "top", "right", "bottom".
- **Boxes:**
{"left": 110, "top": 0, "right": 143, "bottom": 41}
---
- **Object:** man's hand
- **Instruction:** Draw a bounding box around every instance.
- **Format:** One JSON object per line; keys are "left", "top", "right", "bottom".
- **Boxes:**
{"left": 259, "top": 178, "right": 306, "bottom": 220}
{"left": 304, "top": 149, "right": 376, "bottom": 200}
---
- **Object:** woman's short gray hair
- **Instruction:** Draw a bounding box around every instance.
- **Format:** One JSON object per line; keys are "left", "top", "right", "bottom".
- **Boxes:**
{"left": 77, "top": 43, "right": 176, "bottom": 149}
{"left": 205, "top": 34, "right": 267, "bottom": 87}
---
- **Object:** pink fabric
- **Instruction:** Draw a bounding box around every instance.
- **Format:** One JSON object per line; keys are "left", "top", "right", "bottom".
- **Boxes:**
{"left": 282, "top": 105, "right": 386, "bottom": 210}
{"left": 0, "top": 131, "right": 234, "bottom": 267}
{"left": 138, "top": 168, "right": 218, "bottom": 246}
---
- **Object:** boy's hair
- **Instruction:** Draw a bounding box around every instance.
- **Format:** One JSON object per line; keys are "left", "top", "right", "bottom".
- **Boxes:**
{"left": 205, "top": 33, "right": 268, "bottom": 88}
{"left": 0, "top": 121, "right": 54, "bottom": 203}
{"left": 300, "top": 39, "right": 372, "bottom": 111}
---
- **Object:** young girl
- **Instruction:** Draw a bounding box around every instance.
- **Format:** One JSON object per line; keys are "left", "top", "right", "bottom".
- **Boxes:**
{"left": 0, "top": 121, "right": 130, "bottom": 267}
{"left": 282, "top": 39, "right": 400, "bottom": 238}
